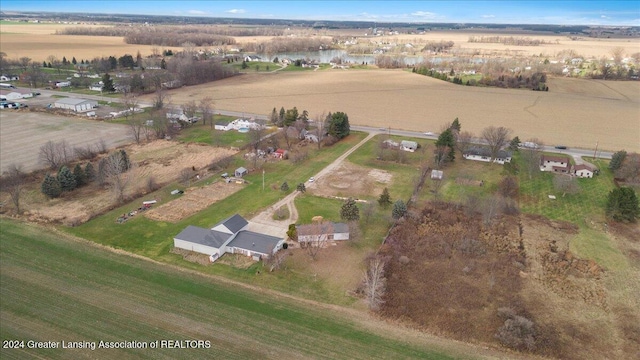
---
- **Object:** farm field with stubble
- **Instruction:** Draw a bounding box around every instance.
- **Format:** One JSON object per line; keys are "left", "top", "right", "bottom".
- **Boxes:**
{"left": 149, "top": 70, "right": 640, "bottom": 152}
{"left": 0, "top": 219, "right": 494, "bottom": 360}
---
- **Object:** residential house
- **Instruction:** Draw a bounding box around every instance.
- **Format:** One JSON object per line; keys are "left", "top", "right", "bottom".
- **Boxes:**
{"left": 0, "top": 88, "right": 33, "bottom": 101}
{"left": 89, "top": 82, "right": 103, "bottom": 91}
{"left": 573, "top": 164, "right": 596, "bottom": 178}
{"left": 53, "top": 98, "right": 98, "bottom": 112}
{"left": 244, "top": 55, "right": 262, "bottom": 62}
{"left": 400, "top": 140, "right": 418, "bottom": 152}
{"left": 383, "top": 139, "right": 399, "bottom": 148}
{"left": 214, "top": 121, "right": 232, "bottom": 131}
{"left": 540, "top": 155, "right": 571, "bottom": 173}
{"left": 297, "top": 222, "right": 350, "bottom": 244}
{"left": 174, "top": 214, "right": 285, "bottom": 262}
{"left": 463, "top": 147, "right": 513, "bottom": 164}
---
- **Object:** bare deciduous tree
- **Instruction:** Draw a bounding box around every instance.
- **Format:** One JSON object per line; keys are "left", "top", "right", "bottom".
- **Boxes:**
{"left": 553, "top": 174, "right": 580, "bottom": 197}
{"left": 363, "top": 256, "right": 386, "bottom": 311}
{"left": 482, "top": 126, "right": 511, "bottom": 162}
{"left": 102, "top": 152, "right": 134, "bottom": 203}
{"left": 300, "top": 219, "right": 330, "bottom": 261}
{"left": 521, "top": 138, "right": 544, "bottom": 180}
{"left": 0, "top": 164, "right": 26, "bottom": 213}
{"left": 179, "top": 167, "right": 193, "bottom": 187}
{"left": 611, "top": 46, "right": 625, "bottom": 67}
{"left": 153, "top": 89, "right": 169, "bottom": 109}
{"left": 199, "top": 96, "right": 214, "bottom": 128}
{"left": 181, "top": 100, "right": 198, "bottom": 120}
{"left": 455, "top": 130, "right": 475, "bottom": 155}
{"left": 39, "top": 140, "right": 72, "bottom": 169}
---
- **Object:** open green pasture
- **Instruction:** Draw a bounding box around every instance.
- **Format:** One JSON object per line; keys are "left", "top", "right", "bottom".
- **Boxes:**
{"left": 1, "top": 219, "right": 455, "bottom": 360}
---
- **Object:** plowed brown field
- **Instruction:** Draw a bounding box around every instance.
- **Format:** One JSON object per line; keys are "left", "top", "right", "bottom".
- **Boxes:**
{"left": 147, "top": 70, "right": 640, "bottom": 152}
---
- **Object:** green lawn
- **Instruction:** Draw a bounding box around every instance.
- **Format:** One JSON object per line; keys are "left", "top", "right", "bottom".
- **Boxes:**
{"left": 1, "top": 219, "right": 456, "bottom": 360}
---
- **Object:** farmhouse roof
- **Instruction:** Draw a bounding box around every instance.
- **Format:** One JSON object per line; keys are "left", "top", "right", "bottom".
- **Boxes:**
{"left": 215, "top": 214, "right": 249, "bottom": 234}
{"left": 228, "top": 230, "right": 282, "bottom": 255}
{"left": 174, "top": 225, "right": 231, "bottom": 249}
{"left": 401, "top": 140, "right": 418, "bottom": 148}
{"left": 297, "top": 222, "right": 349, "bottom": 236}
{"left": 465, "top": 147, "right": 512, "bottom": 158}
{"left": 541, "top": 155, "right": 570, "bottom": 164}
{"left": 573, "top": 164, "right": 594, "bottom": 172}
{"left": 54, "top": 98, "right": 95, "bottom": 105}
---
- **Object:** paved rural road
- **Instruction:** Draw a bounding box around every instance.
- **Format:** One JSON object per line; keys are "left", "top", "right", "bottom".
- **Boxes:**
{"left": 247, "top": 132, "right": 376, "bottom": 237}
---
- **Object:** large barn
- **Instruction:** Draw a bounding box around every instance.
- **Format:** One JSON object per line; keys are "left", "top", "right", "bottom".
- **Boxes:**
{"left": 53, "top": 98, "right": 98, "bottom": 112}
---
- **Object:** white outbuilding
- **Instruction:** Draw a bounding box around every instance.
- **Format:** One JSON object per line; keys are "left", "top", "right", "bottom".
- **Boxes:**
{"left": 53, "top": 98, "right": 98, "bottom": 112}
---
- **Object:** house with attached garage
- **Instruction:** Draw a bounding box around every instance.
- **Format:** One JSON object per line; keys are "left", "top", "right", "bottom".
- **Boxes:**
{"left": 0, "top": 88, "right": 33, "bottom": 101}
{"left": 173, "top": 214, "right": 285, "bottom": 262}
{"left": 540, "top": 155, "right": 571, "bottom": 173}
{"left": 463, "top": 147, "right": 512, "bottom": 164}
{"left": 296, "top": 222, "right": 350, "bottom": 244}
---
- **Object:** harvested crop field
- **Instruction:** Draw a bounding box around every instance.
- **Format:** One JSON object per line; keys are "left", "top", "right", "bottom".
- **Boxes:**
{"left": 0, "top": 110, "right": 132, "bottom": 173}
{"left": 145, "top": 181, "right": 243, "bottom": 223}
{"left": 151, "top": 70, "right": 640, "bottom": 152}
{"left": 0, "top": 23, "right": 162, "bottom": 61}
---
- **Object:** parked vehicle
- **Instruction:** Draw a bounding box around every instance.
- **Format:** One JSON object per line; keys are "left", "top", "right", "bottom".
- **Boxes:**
{"left": 554, "top": 145, "right": 568, "bottom": 150}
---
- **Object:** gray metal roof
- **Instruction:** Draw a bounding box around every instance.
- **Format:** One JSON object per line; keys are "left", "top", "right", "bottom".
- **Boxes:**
{"left": 228, "top": 230, "right": 282, "bottom": 255}
{"left": 217, "top": 214, "right": 248, "bottom": 234}
{"left": 465, "top": 147, "right": 512, "bottom": 159}
{"left": 54, "top": 98, "right": 96, "bottom": 106}
{"left": 174, "top": 225, "right": 231, "bottom": 249}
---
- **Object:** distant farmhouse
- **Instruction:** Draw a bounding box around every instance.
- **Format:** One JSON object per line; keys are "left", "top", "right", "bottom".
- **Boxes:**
{"left": 174, "top": 214, "right": 285, "bottom": 263}
{"left": 0, "top": 88, "right": 33, "bottom": 101}
{"left": 540, "top": 155, "right": 571, "bottom": 174}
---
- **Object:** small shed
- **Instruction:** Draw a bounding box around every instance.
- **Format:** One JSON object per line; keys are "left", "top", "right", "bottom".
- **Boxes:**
{"left": 235, "top": 167, "right": 248, "bottom": 178}
{"left": 431, "top": 170, "right": 443, "bottom": 180}
{"left": 53, "top": 98, "right": 98, "bottom": 112}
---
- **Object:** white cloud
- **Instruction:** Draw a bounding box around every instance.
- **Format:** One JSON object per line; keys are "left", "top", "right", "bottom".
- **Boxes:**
{"left": 601, "top": 15, "right": 609, "bottom": 19}
{"left": 188, "top": 10, "right": 206, "bottom": 15}
{"left": 481, "top": 15, "right": 495, "bottom": 19}
{"left": 226, "top": 9, "right": 246, "bottom": 14}
{"left": 410, "top": 11, "right": 437, "bottom": 19}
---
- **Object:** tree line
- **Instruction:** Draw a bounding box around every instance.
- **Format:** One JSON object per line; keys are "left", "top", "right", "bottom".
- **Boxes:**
{"left": 468, "top": 36, "right": 548, "bottom": 46}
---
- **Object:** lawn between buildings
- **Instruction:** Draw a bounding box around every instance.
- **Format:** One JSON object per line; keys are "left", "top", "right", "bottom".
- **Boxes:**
{"left": 66, "top": 132, "right": 368, "bottom": 305}
{"left": 0, "top": 219, "right": 455, "bottom": 360}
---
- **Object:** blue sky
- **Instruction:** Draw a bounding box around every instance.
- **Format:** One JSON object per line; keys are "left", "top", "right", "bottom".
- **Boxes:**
{"left": 3, "top": 1, "right": 639, "bottom": 26}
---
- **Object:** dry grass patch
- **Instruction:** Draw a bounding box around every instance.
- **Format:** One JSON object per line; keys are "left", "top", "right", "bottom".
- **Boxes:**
{"left": 309, "top": 161, "right": 392, "bottom": 199}
{"left": 145, "top": 182, "right": 243, "bottom": 223}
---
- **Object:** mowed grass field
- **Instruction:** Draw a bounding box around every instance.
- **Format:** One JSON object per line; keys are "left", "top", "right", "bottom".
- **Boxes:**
{"left": 0, "top": 219, "right": 463, "bottom": 360}
{"left": 151, "top": 70, "right": 640, "bottom": 152}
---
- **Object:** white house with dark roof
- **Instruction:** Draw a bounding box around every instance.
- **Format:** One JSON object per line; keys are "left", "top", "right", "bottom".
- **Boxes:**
{"left": 174, "top": 214, "right": 284, "bottom": 262}
{"left": 463, "top": 147, "right": 512, "bottom": 164}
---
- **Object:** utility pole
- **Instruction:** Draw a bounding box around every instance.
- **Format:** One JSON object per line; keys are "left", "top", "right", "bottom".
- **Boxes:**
{"left": 262, "top": 169, "right": 265, "bottom": 191}
{"left": 593, "top": 141, "right": 598, "bottom": 159}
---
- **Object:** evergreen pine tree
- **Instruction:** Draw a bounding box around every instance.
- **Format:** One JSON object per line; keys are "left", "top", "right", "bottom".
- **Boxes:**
{"left": 102, "top": 73, "right": 115, "bottom": 92}
{"left": 378, "top": 187, "right": 392, "bottom": 208}
{"left": 41, "top": 174, "right": 62, "bottom": 198}
{"left": 340, "top": 198, "right": 360, "bottom": 221}
{"left": 609, "top": 150, "right": 627, "bottom": 171}
{"left": 279, "top": 107, "right": 285, "bottom": 124}
{"left": 280, "top": 181, "right": 289, "bottom": 192}
{"left": 119, "top": 150, "right": 131, "bottom": 172}
{"left": 73, "top": 164, "right": 86, "bottom": 186}
{"left": 606, "top": 187, "right": 639, "bottom": 223}
{"left": 84, "top": 162, "right": 95, "bottom": 183}
{"left": 72, "top": 57, "right": 77, "bottom": 65}
{"left": 435, "top": 129, "right": 456, "bottom": 163}
{"left": 62, "top": 56, "right": 68, "bottom": 65}
{"left": 57, "top": 166, "right": 77, "bottom": 192}
{"left": 392, "top": 199, "right": 407, "bottom": 219}
{"left": 43, "top": 61, "right": 47, "bottom": 67}
{"left": 297, "top": 183, "right": 306, "bottom": 192}
{"left": 451, "top": 118, "right": 461, "bottom": 132}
